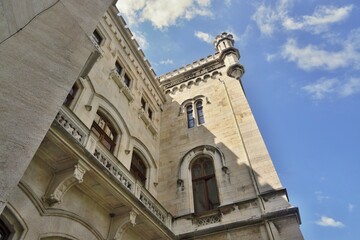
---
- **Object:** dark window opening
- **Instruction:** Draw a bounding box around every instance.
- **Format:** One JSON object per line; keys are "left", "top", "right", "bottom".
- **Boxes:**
{"left": 187, "top": 105, "right": 194, "bottom": 128}
{"left": 115, "top": 61, "right": 123, "bottom": 75}
{"left": 93, "top": 29, "right": 103, "bottom": 45}
{"left": 148, "top": 108, "right": 153, "bottom": 119}
{"left": 141, "top": 98, "right": 146, "bottom": 109}
{"left": 0, "top": 219, "right": 10, "bottom": 240}
{"left": 192, "top": 158, "right": 219, "bottom": 214}
{"left": 196, "top": 101, "right": 205, "bottom": 124}
{"left": 130, "top": 152, "right": 147, "bottom": 186}
{"left": 64, "top": 83, "right": 79, "bottom": 107}
{"left": 124, "top": 74, "right": 131, "bottom": 87}
{"left": 91, "top": 112, "right": 117, "bottom": 152}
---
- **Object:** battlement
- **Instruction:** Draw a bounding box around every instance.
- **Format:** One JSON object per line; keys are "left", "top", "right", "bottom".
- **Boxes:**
{"left": 158, "top": 52, "right": 220, "bottom": 82}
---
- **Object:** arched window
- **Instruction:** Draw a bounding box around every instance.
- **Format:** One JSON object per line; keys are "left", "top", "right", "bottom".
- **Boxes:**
{"left": 91, "top": 111, "right": 117, "bottom": 152}
{"left": 196, "top": 101, "right": 205, "bottom": 124}
{"left": 192, "top": 158, "right": 219, "bottom": 214}
{"left": 187, "top": 105, "right": 195, "bottom": 128}
{"left": 130, "top": 152, "right": 147, "bottom": 186}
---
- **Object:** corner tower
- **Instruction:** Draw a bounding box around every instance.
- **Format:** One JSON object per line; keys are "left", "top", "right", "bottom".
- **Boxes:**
{"left": 158, "top": 33, "right": 303, "bottom": 239}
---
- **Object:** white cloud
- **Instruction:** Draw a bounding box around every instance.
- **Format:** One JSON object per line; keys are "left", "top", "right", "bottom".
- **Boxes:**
{"left": 132, "top": 31, "right": 149, "bottom": 49}
{"left": 225, "top": 0, "right": 231, "bottom": 7}
{"left": 348, "top": 203, "right": 355, "bottom": 213}
{"left": 266, "top": 53, "right": 277, "bottom": 62}
{"left": 339, "top": 78, "right": 360, "bottom": 97}
{"left": 315, "top": 191, "right": 330, "bottom": 201}
{"left": 281, "top": 33, "right": 360, "bottom": 71}
{"left": 251, "top": 0, "right": 291, "bottom": 36}
{"left": 302, "top": 77, "right": 360, "bottom": 100}
{"left": 316, "top": 216, "right": 345, "bottom": 228}
{"left": 252, "top": 1, "right": 353, "bottom": 36}
{"left": 194, "top": 31, "right": 214, "bottom": 44}
{"left": 302, "top": 79, "right": 339, "bottom": 100}
{"left": 159, "top": 59, "right": 174, "bottom": 65}
{"left": 283, "top": 5, "right": 353, "bottom": 33}
{"left": 116, "top": 0, "right": 213, "bottom": 29}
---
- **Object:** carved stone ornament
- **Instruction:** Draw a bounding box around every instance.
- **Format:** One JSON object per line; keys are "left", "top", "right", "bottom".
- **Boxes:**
{"left": 129, "top": 210, "right": 138, "bottom": 226}
{"left": 42, "top": 162, "right": 89, "bottom": 206}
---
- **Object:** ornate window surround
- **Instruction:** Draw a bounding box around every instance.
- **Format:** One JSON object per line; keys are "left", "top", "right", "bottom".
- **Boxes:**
{"left": 180, "top": 95, "right": 210, "bottom": 127}
{"left": 177, "top": 145, "right": 228, "bottom": 214}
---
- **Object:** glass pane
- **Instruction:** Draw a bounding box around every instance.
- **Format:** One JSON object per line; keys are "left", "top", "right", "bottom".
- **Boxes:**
{"left": 192, "top": 164, "right": 202, "bottom": 178}
{"left": 101, "top": 139, "right": 112, "bottom": 151}
{"left": 206, "top": 177, "right": 219, "bottom": 209}
{"left": 98, "top": 119, "right": 105, "bottom": 129}
{"left": 204, "top": 160, "right": 214, "bottom": 175}
{"left": 193, "top": 180, "right": 207, "bottom": 213}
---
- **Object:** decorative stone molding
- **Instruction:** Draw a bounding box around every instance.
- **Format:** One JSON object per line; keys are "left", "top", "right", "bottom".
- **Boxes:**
{"left": 43, "top": 162, "right": 89, "bottom": 206}
{"left": 110, "top": 69, "right": 134, "bottom": 103}
{"left": 129, "top": 209, "right": 138, "bottom": 226}
{"left": 195, "top": 212, "right": 221, "bottom": 227}
{"left": 90, "top": 35, "right": 104, "bottom": 57}
{"left": 138, "top": 108, "right": 158, "bottom": 135}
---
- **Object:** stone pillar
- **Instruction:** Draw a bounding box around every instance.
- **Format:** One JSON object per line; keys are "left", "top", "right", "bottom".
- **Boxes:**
{"left": 0, "top": 0, "right": 113, "bottom": 214}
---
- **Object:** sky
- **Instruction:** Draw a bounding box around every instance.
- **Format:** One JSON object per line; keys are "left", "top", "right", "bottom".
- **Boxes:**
{"left": 115, "top": 0, "right": 360, "bottom": 239}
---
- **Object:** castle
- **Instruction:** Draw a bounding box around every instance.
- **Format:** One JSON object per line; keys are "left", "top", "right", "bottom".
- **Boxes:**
{"left": 0, "top": 2, "right": 303, "bottom": 240}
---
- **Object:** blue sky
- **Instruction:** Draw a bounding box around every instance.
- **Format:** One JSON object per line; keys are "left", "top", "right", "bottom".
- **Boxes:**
{"left": 116, "top": 0, "right": 360, "bottom": 239}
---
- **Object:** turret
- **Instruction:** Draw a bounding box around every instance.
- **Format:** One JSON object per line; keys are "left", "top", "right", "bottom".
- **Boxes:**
{"left": 213, "top": 32, "right": 245, "bottom": 79}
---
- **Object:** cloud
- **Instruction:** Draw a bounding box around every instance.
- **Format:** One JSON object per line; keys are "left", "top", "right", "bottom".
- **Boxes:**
{"left": 316, "top": 216, "right": 345, "bottom": 228}
{"left": 283, "top": 5, "right": 353, "bottom": 33}
{"left": 302, "top": 77, "right": 360, "bottom": 100}
{"left": 339, "top": 78, "right": 360, "bottom": 97}
{"left": 314, "top": 191, "right": 330, "bottom": 201}
{"left": 159, "top": 59, "right": 174, "bottom": 65}
{"left": 251, "top": 0, "right": 291, "bottom": 36}
{"left": 348, "top": 203, "right": 355, "bottom": 213}
{"left": 302, "top": 79, "right": 339, "bottom": 100}
{"left": 266, "top": 53, "right": 277, "bottom": 62}
{"left": 194, "top": 31, "right": 214, "bottom": 43}
{"left": 116, "top": 0, "right": 213, "bottom": 29}
{"left": 252, "top": 1, "right": 353, "bottom": 36}
{"left": 281, "top": 32, "right": 360, "bottom": 71}
{"left": 132, "top": 30, "right": 149, "bottom": 49}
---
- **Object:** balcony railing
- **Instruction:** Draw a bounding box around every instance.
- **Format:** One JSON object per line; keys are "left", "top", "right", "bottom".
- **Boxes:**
{"left": 54, "top": 106, "right": 172, "bottom": 229}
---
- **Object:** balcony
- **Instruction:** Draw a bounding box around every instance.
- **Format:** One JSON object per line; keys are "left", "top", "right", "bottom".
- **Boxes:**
{"left": 53, "top": 106, "right": 171, "bottom": 229}
{"left": 90, "top": 35, "right": 104, "bottom": 57}
{"left": 109, "top": 69, "right": 134, "bottom": 102}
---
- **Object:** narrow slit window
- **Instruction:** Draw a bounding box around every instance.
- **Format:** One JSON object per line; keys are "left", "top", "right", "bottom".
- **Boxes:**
{"left": 63, "top": 83, "right": 79, "bottom": 107}
{"left": 196, "top": 101, "right": 205, "bottom": 124}
{"left": 124, "top": 74, "right": 131, "bottom": 87}
{"left": 130, "top": 152, "right": 147, "bottom": 186}
{"left": 187, "top": 105, "right": 195, "bottom": 128}
{"left": 115, "top": 61, "right": 123, "bottom": 75}
{"left": 93, "top": 29, "right": 103, "bottom": 45}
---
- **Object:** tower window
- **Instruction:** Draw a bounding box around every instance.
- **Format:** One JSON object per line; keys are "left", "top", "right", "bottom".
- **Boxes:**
{"left": 196, "top": 101, "right": 205, "bottom": 124}
{"left": 187, "top": 105, "right": 195, "bottom": 128}
{"left": 115, "top": 61, "right": 123, "bottom": 75}
{"left": 93, "top": 29, "right": 103, "bottom": 45}
{"left": 124, "top": 74, "right": 131, "bottom": 87}
{"left": 192, "top": 158, "right": 219, "bottom": 214}
{"left": 130, "top": 152, "right": 147, "bottom": 186}
{"left": 91, "top": 112, "right": 117, "bottom": 152}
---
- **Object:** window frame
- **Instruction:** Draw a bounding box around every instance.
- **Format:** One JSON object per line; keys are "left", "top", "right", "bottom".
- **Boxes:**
{"left": 195, "top": 100, "right": 205, "bottom": 125}
{"left": 130, "top": 152, "right": 148, "bottom": 187}
{"left": 186, "top": 104, "right": 195, "bottom": 128}
{"left": 91, "top": 111, "right": 118, "bottom": 153}
{"left": 191, "top": 157, "right": 220, "bottom": 215}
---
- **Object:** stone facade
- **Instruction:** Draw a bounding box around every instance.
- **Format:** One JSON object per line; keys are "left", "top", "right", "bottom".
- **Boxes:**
{"left": 0, "top": 3, "right": 303, "bottom": 240}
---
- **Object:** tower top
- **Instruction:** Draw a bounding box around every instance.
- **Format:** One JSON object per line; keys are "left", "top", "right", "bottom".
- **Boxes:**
{"left": 213, "top": 32, "right": 235, "bottom": 52}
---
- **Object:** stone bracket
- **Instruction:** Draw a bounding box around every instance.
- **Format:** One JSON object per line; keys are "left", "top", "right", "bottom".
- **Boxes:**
{"left": 42, "top": 161, "right": 89, "bottom": 206}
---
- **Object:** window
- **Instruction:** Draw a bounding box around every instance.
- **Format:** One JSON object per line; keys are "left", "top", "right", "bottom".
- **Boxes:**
{"left": 91, "top": 112, "right": 117, "bottom": 152}
{"left": 141, "top": 97, "right": 153, "bottom": 120}
{"left": 187, "top": 105, "right": 195, "bottom": 128}
{"left": 124, "top": 74, "right": 131, "bottom": 87}
{"left": 130, "top": 152, "right": 147, "bottom": 186}
{"left": 0, "top": 218, "right": 10, "bottom": 240}
{"left": 196, "top": 101, "right": 205, "bottom": 124}
{"left": 63, "top": 83, "right": 79, "bottom": 108}
{"left": 115, "top": 61, "right": 123, "bottom": 75}
{"left": 192, "top": 158, "right": 219, "bottom": 214}
{"left": 93, "top": 29, "right": 103, "bottom": 45}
